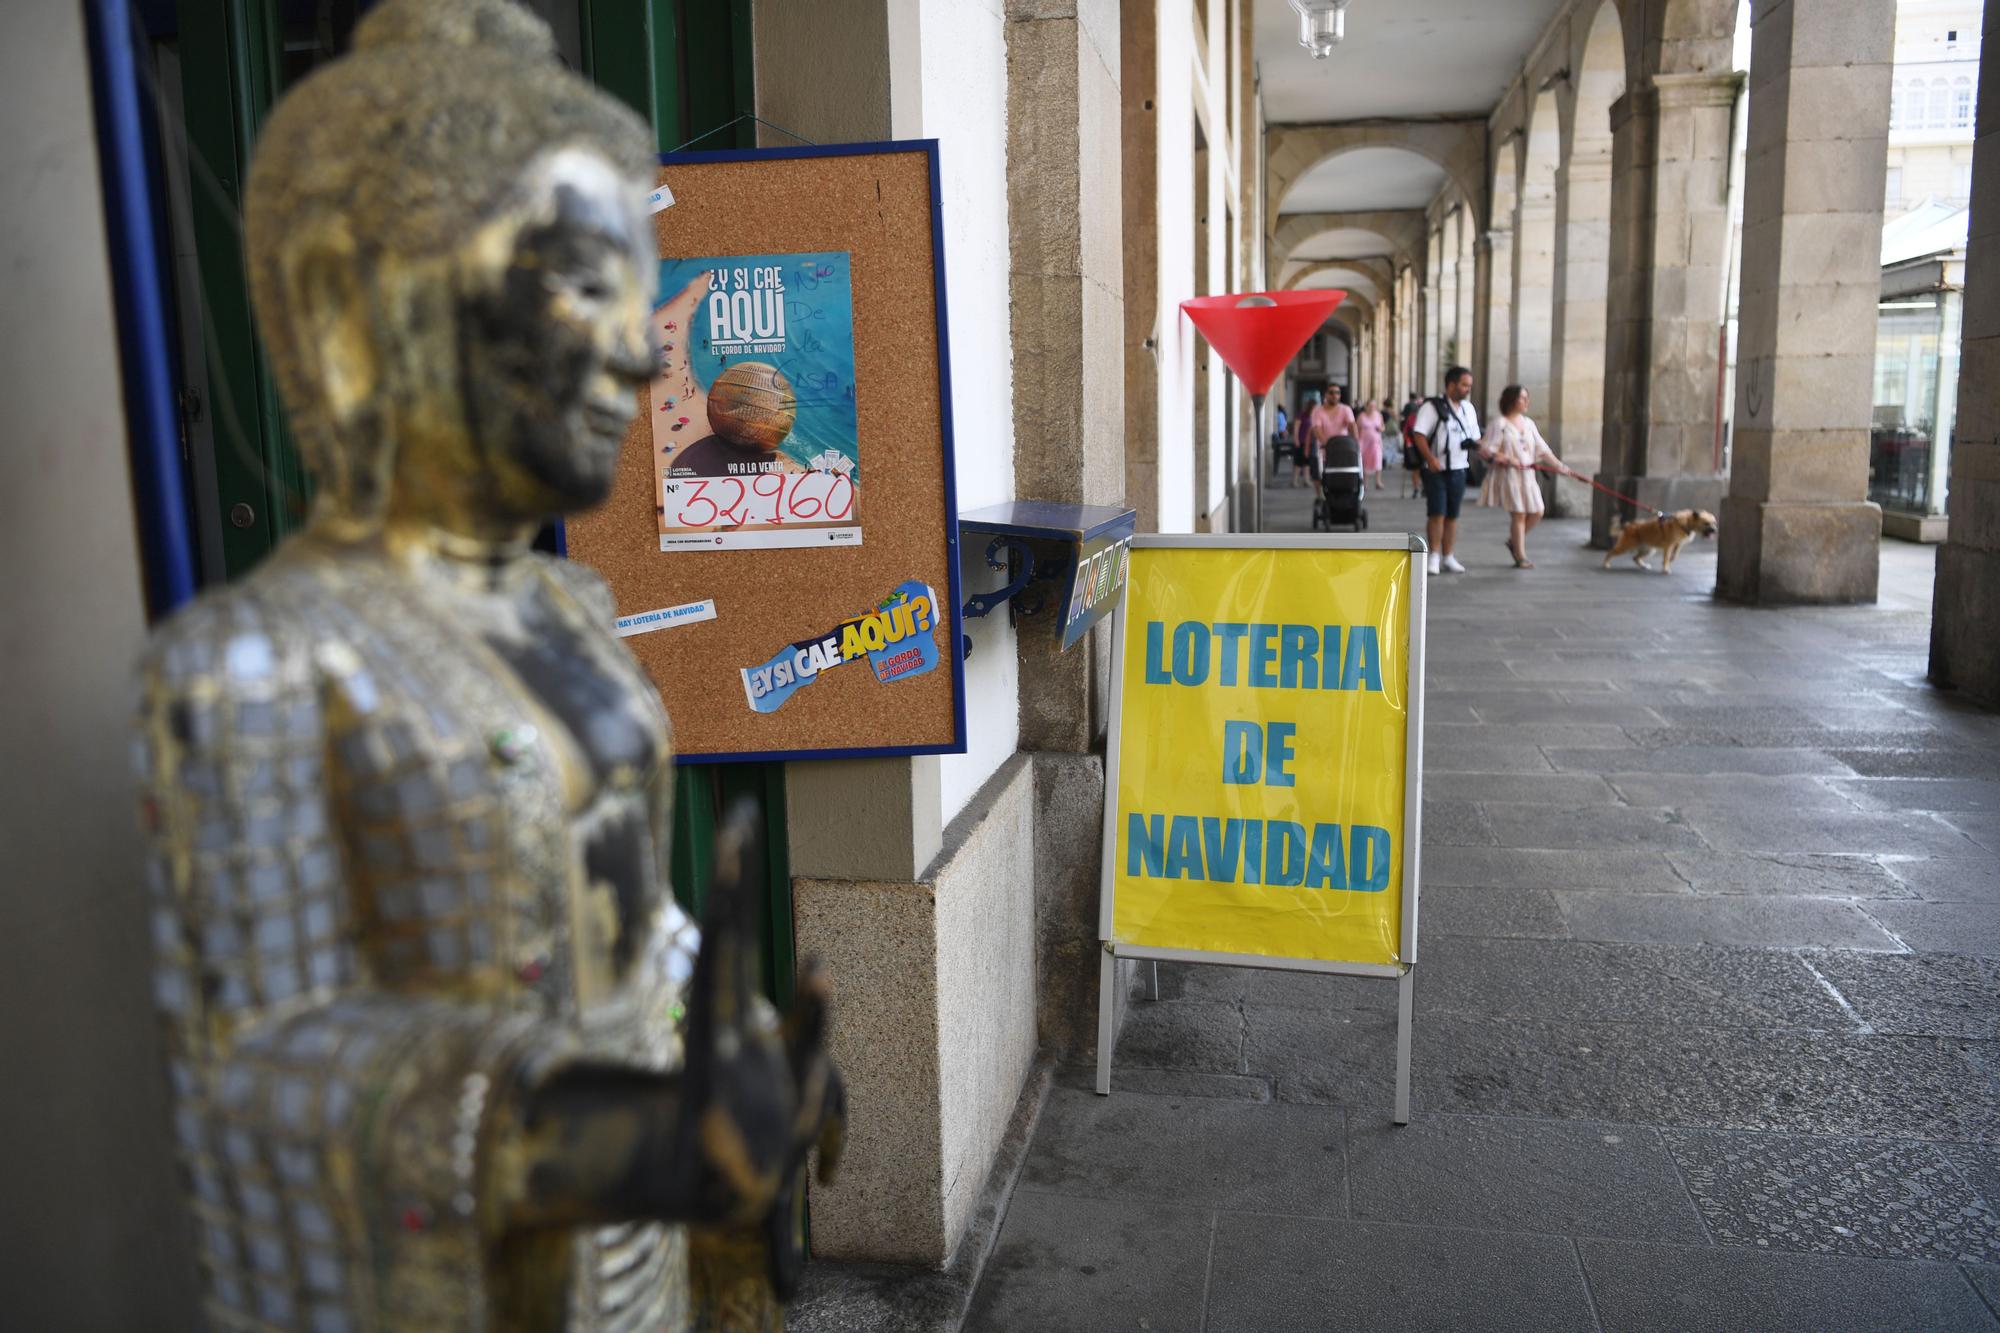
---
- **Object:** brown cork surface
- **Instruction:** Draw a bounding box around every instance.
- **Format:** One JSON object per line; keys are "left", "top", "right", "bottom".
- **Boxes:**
{"left": 565, "top": 149, "right": 960, "bottom": 760}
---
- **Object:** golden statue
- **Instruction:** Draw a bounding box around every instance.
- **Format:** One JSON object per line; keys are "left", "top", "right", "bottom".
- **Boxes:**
{"left": 132, "top": 1, "right": 841, "bottom": 1327}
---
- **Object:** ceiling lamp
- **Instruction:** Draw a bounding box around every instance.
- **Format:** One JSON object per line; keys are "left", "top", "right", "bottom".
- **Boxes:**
{"left": 1289, "top": 0, "right": 1349, "bottom": 59}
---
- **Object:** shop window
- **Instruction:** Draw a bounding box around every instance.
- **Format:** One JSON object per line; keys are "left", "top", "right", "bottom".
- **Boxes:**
{"left": 1871, "top": 297, "right": 1942, "bottom": 514}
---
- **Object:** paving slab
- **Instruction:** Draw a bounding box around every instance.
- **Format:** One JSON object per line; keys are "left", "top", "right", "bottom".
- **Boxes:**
{"left": 1468, "top": 695, "right": 1667, "bottom": 727}
{"left": 1678, "top": 805, "right": 1986, "bottom": 857}
{"left": 1830, "top": 746, "right": 2000, "bottom": 779}
{"left": 1110, "top": 998, "right": 1244, "bottom": 1074}
{"left": 1863, "top": 900, "right": 2000, "bottom": 958}
{"left": 1421, "top": 799, "right": 1496, "bottom": 846}
{"left": 1553, "top": 891, "right": 1906, "bottom": 950}
{"left": 1205, "top": 1214, "right": 1599, "bottom": 1333}
{"left": 1830, "top": 778, "right": 2000, "bottom": 815}
{"left": 1607, "top": 773, "right": 1856, "bottom": 810}
{"left": 1410, "top": 938, "right": 1851, "bottom": 1029}
{"left": 1054, "top": 1063, "right": 1270, "bottom": 1103}
{"left": 1808, "top": 951, "right": 2000, "bottom": 1038}
{"left": 1347, "top": 1112, "right": 1707, "bottom": 1242}
{"left": 1422, "top": 771, "right": 1620, "bottom": 806}
{"left": 1416, "top": 884, "right": 1569, "bottom": 940}
{"left": 1664, "top": 1129, "right": 2000, "bottom": 1263}
{"left": 1154, "top": 961, "right": 1391, "bottom": 1010}
{"left": 1418, "top": 741, "right": 1556, "bottom": 773}
{"left": 1407, "top": 1016, "right": 2000, "bottom": 1142}
{"left": 1548, "top": 746, "right": 1859, "bottom": 775}
{"left": 1575, "top": 1239, "right": 2000, "bottom": 1332}
{"left": 1882, "top": 857, "right": 2000, "bottom": 904}
{"left": 1485, "top": 803, "right": 1710, "bottom": 850}
{"left": 1664, "top": 850, "right": 1910, "bottom": 899}
{"left": 1019, "top": 1083, "right": 1345, "bottom": 1214}
{"left": 1945, "top": 1144, "right": 2000, "bottom": 1211}
{"left": 961, "top": 1194, "right": 1213, "bottom": 1333}
{"left": 1421, "top": 844, "right": 1685, "bottom": 891}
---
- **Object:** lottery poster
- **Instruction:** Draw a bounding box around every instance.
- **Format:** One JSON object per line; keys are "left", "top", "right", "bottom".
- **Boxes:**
{"left": 650, "top": 252, "right": 862, "bottom": 551}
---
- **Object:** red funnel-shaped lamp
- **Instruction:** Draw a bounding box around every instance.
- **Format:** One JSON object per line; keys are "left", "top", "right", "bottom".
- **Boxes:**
{"left": 1181, "top": 289, "right": 1344, "bottom": 396}
{"left": 1180, "top": 289, "right": 1345, "bottom": 531}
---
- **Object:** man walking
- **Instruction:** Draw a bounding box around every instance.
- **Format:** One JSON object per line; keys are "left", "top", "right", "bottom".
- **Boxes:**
{"left": 1410, "top": 366, "right": 1480, "bottom": 575}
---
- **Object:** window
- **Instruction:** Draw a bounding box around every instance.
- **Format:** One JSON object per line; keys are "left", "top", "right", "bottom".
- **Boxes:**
{"left": 1931, "top": 79, "right": 1951, "bottom": 129}
{"left": 1886, "top": 166, "right": 1904, "bottom": 207}
{"left": 1955, "top": 77, "right": 1974, "bottom": 129}
{"left": 1958, "top": 162, "right": 1975, "bottom": 201}
{"left": 1890, "top": 84, "right": 1901, "bottom": 130}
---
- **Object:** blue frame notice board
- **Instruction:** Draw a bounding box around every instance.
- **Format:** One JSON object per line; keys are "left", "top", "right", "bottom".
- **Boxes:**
{"left": 565, "top": 141, "right": 967, "bottom": 764}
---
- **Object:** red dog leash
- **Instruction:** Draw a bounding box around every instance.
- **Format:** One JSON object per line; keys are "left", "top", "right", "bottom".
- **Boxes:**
{"left": 1521, "top": 461, "right": 1666, "bottom": 518}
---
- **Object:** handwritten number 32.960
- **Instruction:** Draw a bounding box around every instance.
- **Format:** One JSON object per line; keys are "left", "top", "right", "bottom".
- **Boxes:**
{"left": 672, "top": 473, "right": 856, "bottom": 527}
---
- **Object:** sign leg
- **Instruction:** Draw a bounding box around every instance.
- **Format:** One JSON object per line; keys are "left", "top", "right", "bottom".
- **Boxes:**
{"left": 1393, "top": 968, "right": 1415, "bottom": 1125}
{"left": 1145, "top": 960, "right": 1160, "bottom": 1001}
{"left": 1095, "top": 947, "right": 1117, "bottom": 1095}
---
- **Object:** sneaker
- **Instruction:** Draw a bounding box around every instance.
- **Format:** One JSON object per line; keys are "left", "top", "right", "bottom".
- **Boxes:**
{"left": 1442, "top": 554, "right": 1466, "bottom": 573}
{"left": 1426, "top": 553, "right": 1442, "bottom": 576}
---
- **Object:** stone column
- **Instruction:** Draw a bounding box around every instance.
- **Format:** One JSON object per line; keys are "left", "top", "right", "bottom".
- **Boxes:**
{"left": 1006, "top": 0, "right": 1124, "bottom": 1053}
{"left": 1595, "top": 72, "right": 1742, "bottom": 546}
{"left": 1122, "top": 0, "right": 1160, "bottom": 534}
{"left": 1481, "top": 229, "right": 1513, "bottom": 406}
{"left": 1717, "top": 0, "right": 1893, "bottom": 604}
{"left": 1930, "top": 0, "right": 2000, "bottom": 704}
{"left": 1547, "top": 155, "right": 1613, "bottom": 514}
{"left": 1456, "top": 214, "right": 1477, "bottom": 378}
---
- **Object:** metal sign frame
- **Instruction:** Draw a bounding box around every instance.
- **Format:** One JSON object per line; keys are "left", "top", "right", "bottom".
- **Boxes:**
{"left": 1094, "top": 532, "right": 1428, "bottom": 1123}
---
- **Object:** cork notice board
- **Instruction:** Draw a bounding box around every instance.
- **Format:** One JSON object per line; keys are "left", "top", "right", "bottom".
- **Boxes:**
{"left": 566, "top": 141, "right": 965, "bottom": 763}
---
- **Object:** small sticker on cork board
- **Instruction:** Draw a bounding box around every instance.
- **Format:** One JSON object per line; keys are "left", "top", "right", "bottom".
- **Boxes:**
{"left": 564, "top": 141, "right": 965, "bottom": 764}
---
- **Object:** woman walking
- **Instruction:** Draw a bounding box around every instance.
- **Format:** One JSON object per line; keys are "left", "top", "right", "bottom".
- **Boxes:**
{"left": 1478, "top": 384, "right": 1560, "bottom": 568}
{"left": 1356, "top": 397, "right": 1386, "bottom": 488}
{"left": 1290, "top": 391, "right": 1319, "bottom": 487}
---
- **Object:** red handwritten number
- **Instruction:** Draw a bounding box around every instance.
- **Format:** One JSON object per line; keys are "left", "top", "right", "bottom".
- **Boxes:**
{"left": 751, "top": 472, "right": 785, "bottom": 520}
{"left": 715, "top": 478, "right": 748, "bottom": 523}
{"left": 826, "top": 475, "right": 855, "bottom": 521}
{"left": 788, "top": 473, "right": 824, "bottom": 520}
{"left": 676, "top": 479, "right": 719, "bottom": 527}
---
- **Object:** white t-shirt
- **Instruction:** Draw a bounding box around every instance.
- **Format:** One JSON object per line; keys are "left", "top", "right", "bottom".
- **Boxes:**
{"left": 1411, "top": 396, "right": 1481, "bottom": 471}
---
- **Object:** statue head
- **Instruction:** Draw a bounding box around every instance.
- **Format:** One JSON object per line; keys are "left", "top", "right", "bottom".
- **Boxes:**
{"left": 244, "top": 0, "right": 656, "bottom": 538}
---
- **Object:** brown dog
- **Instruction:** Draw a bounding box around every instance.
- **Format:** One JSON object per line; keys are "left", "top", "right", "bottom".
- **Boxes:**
{"left": 1602, "top": 508, "right": 1718, "bottom": 572}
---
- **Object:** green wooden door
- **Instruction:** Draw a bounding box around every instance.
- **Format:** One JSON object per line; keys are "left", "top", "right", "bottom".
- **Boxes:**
{"left": 163, "top": 0, "right": 789, "bottom": 1001}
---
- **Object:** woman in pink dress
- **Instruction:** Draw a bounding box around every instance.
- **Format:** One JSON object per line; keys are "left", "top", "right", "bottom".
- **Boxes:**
{"left": 1478, "top": 384, "right": 1560, "bottom": 568}
{"left": 1355, "top": 398, "right": 1386, "bottom": 487}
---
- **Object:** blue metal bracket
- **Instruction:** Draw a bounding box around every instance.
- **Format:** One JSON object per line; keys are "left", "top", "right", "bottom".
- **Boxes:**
{"left": 963, "top": 536, "right": 1037, "bottom": 620}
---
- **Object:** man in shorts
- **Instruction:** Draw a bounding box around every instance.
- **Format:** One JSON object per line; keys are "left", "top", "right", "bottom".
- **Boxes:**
{"left": 1410, "top": 366, "right": 1480, "bottom": 575}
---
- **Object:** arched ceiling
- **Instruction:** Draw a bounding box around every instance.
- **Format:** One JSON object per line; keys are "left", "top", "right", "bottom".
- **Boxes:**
{"left": 1257, "top": 0, "right": 1570, "bottom": 124}
{"left": 1287, "top": 227, "right": 1397, "bottom": 262}
{"left": 1281, "top": 147, "right": 1445, "bottom": 215}
{"left": 1293, "top": 266, "right": 1380, "bottom": 303}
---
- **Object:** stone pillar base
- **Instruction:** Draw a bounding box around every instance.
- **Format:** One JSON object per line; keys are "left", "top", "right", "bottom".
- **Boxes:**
{"left": 1590, "top": 474, "right": 1729, "bottom": 548}
{"left": 1931, "top": 544, "right": 2000, "bottom": 707}
{"left": 1033, "top": 750, "right": 1115, "bottom": 1059}
{"left": 1715, "top": 498, "right": 1882, "bottom": 605}
{"left": 795, "top": 756, "right": 1038, "bottom": 1267}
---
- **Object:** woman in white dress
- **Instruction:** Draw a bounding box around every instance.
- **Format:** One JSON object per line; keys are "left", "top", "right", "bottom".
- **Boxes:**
{"left": 1479, "top": 384, "right": 1560, "bottom": 568}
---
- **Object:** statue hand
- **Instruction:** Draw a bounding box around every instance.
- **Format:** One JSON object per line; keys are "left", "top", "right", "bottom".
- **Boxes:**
{"left": 676, "top": 800, "right": 845, "bottom": 1234}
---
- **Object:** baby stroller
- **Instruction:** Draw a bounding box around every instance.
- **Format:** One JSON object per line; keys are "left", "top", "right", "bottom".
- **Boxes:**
{"left": 1313, "top": 434, "right": 1368, "bottom": 531}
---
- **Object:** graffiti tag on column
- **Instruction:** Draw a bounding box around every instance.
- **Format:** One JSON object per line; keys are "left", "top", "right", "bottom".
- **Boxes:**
{"left": 1742, "top": 356, "right": 1765, "bottom": 424}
